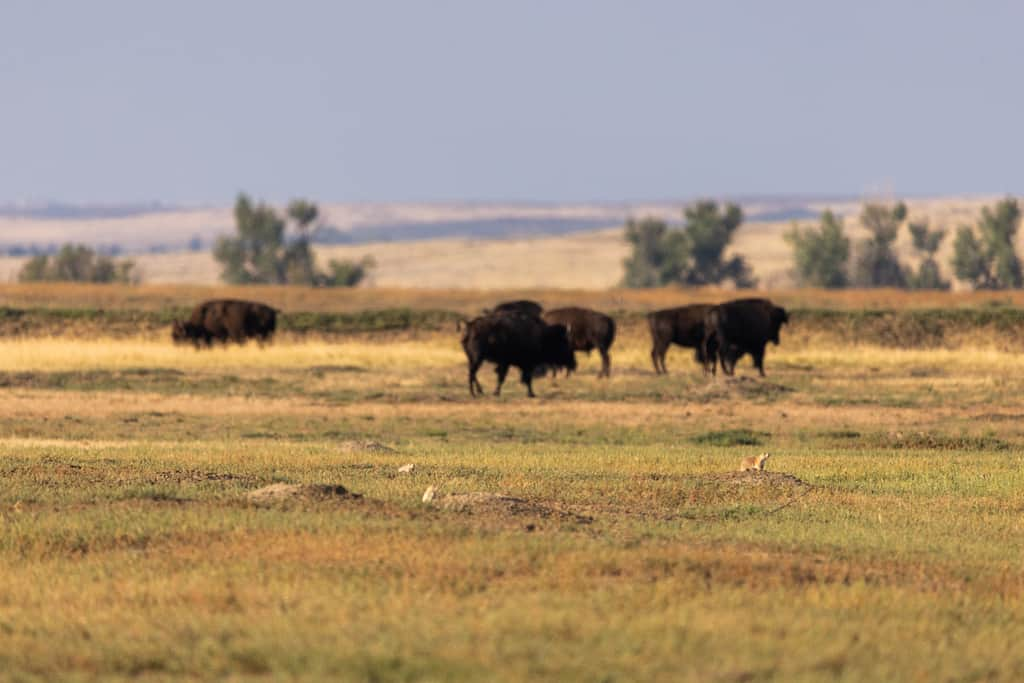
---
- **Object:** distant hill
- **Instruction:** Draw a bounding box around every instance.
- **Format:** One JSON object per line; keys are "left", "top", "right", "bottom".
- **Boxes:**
{"left": 0, "top": 197, "right": 856, "bottom": 254}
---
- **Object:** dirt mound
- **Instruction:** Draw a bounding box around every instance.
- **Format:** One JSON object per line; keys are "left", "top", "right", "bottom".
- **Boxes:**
{"left": 425, "top": 490, "right": 592, "bottom": 524}
{"left": 246, "top": 483, "right": 361, "bottom": 506}
{"left": 695, "top": 376, "right": 794, "bottom": 402}
{"left": 706, "top": 470, "right": 809, "bottom": 488}
{"left": 340, "top": 440, "right": 396, "bottom": 454}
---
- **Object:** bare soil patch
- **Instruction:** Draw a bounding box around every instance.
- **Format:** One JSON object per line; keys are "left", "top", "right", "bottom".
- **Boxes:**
{"left": 426, "top": 491, "right": 593, "bottom": 525}
{"left": 339, "top": 440, "right": 396, "bottom": 454}
{"left": 245, "top": 483, "right": 362, "bottom": 506}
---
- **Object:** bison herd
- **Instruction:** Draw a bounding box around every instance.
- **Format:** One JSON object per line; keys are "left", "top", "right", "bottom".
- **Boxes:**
{"left": 172, "top": 297, "right": 789, "bottom": 398}
{"left": 458, "top": 297, "right": 788, "bottom": 397}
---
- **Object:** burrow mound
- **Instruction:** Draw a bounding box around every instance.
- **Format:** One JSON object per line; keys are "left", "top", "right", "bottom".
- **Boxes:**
{"left": 427, "top": 491, "right": 592, "bottom": 524}
{"left": 246, "top": 483, "right": 362, "bottom": 506}
{"left": 704, "top": 470, "right": 810, "bottom": 489}
{"left": 695, "top": 375, "right": 794, "bottom": 401}
{"left": 340, "top": 440, "right": 396, "bottom": 454}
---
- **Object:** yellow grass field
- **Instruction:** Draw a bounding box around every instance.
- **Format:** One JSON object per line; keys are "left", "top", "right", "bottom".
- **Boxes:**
{"left": 2, "top": 286, "right": 1024, "bottom": 680}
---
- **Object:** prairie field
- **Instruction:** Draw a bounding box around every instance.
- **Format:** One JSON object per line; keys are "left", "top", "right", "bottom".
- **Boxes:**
{"left": 2, "top": 286, "right": 1024, "bottom": 681}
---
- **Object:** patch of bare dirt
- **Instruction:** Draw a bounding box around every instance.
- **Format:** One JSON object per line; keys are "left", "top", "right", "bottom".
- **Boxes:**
{"left": 425, "top": 490, "right": 592, "bottom": 525}
{"left": 694, "top": 375, "right": 795, "bottom": 402}
{"left": 708, "top": 470, "right": 810, "bottom": 488}
{"left": 339, "top": 440, "right": 396, "bottom": 454}
{"left": 246, "top": 483, "right": 361, "bottom": 506}
{"left": 154, "top": 469, "right": 248, "bottom": 484}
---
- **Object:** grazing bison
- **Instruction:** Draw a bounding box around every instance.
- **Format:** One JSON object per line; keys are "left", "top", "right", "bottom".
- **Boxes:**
{"left": 647, "top": 304, "right": 717, "bottom": 374}
{"left": 702, "top": 298, "right": 789, "bottom": 377}
{"left": 542, "top": 307, "right": 616, "bottom": 377}
{"left": 487, "top": 300, "right": 544, "bottom": 318}
{"left": 461, "top": 311, "right": 576, "bottom": 397}
{"left": 172, "top": 299, "right": 277, "bottom": 348}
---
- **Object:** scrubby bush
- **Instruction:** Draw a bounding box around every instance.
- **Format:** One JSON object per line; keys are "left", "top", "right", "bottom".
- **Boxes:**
{"left": 18, "top": 244, "right": 136, "bottom": 283}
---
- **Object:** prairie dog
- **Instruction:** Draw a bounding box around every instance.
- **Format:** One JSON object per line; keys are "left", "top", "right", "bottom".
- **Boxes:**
{"left": 739, "top": 452, "right": 770, "bottom": 472}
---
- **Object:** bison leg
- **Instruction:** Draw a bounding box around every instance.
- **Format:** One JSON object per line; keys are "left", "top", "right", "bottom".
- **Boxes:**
{"left": 599, "top": 347, "right": 611, "bottom": 378}
{"left": 651, "top": 341, "right": 668, "bottom": 374}
{"left": 520, "top": 366, "right": 536, "bottom": 398}
{"left": 753, "top": 346, "right": 766, "bottom": 377}
{"left": 467, "top": 357, "right": 484, "bottom": 396}
{"left": 494, "top": 364, "right": 509, "bottom": 396}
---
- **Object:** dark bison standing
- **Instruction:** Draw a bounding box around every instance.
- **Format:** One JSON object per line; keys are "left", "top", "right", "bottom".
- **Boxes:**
{"left": 172, "top": 299, "right": 277, "bottom": 348}
{"left": 461, "top": 311, "right": 576, "bottom": 397}
{"left": 542, "top": 307, "right": 616, "bottom": 377}
{"left": 703, "top": 298, "right": 789, "bottom": 376}
{"left": 487, "top": 300, "right": 544, "bottom": 318}
{"left": 647, "top": 304, "right": 716, "bottom": 374}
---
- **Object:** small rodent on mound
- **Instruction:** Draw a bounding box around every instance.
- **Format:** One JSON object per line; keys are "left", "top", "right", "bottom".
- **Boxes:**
{"left": 738, "top": 452, "right": 770, "bottom": 472}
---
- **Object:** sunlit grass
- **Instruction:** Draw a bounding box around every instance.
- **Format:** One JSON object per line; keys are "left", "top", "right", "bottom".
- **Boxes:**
{"left": 3, "top": 334, "right": 1024, "bottom": 375}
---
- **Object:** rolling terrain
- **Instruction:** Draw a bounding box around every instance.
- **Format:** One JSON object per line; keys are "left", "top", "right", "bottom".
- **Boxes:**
{"left": 0, "top": 196, "right": 1006, "bottom": 288}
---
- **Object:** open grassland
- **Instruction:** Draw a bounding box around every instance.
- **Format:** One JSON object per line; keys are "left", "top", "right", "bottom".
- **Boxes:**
{"left": 2, "top": 294, "right": 1024, "bottom": 681}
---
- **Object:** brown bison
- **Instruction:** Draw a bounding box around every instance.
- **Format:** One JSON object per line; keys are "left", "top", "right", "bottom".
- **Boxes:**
{"left": 172, "top": 299, "right": 277, "bottom": 348}
{"left": 487, "top": 299, "right": 544, "bottom": 318}
{"left": 647, "top": 304, "right": 717, "bottom": 374}
{"left": 460, "top": 311, "right": 576, "bottom": 397}
{"left": 702, "top": 298, "right": 789, "bottom": 376}
{"left": 542, "top": 307, "right": 616, "bottom": 377}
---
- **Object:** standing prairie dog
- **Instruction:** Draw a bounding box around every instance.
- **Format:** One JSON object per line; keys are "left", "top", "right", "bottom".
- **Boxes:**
{"left": 739, "top": 452, "right": 770, "bottom": 472}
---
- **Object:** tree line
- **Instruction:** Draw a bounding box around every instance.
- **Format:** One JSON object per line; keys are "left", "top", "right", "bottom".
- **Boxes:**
{"left": 622, "top": 197, "right": 1023, "bottom": 290}
{"left": 19, "top": 194, "right": 375, "bottom": 287}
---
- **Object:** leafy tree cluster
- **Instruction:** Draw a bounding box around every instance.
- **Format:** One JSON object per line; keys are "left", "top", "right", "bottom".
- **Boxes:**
{"left": 784, "top": 210, "right": 850, "bottom": 288}
{"left": 908, "top": 221, "right": 949, "bottom": 290}
{"left": 622, "top": 201, "right": 755, "bottom": 288}
{"left": 951, "top": 198, "right": 1022, "bottom": 290}
{"left": 786, "top": 201, "right": 954, "bottom": 290}
{"left": 18, "top": 244, "right": 136, "bottom": 283}
{"left": 214, "top": 194, "right": 374, "bottom": 287}
{"left": 854, "top": 202, "right": 909, "bottom": 287}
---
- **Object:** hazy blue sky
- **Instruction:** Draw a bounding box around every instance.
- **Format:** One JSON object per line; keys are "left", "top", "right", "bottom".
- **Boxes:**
{"left": 2, "top": 1, "right": 1022, "bottom": 203}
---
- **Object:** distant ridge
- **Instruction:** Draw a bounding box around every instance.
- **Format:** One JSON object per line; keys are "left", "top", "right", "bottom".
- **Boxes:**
{"left": 0, "top": 201, "right": 178, "bottom": 220}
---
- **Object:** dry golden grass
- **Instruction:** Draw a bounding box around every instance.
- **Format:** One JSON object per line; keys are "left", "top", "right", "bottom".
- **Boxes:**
{"left": 6, "top": 281, "right": 1024, "bottom": 314}
{"left": 3, "top": 283, "right": 1024, "bottom": 679}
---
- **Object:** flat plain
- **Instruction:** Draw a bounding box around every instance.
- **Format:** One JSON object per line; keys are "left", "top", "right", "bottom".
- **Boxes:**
{"left": 2, "top": 285, "right": 1024, "bottom": 681}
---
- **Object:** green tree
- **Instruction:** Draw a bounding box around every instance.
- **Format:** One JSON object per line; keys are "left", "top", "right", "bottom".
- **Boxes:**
{"left": 621, "top": 218, "right": 683, "bottom": 287}
{"left": 214, "top": 194, "right": 287, "bottom": 284}
{"left": 283, "top": 199, "right": 320, "bottom": 284}
{"left": 854, "top": 201, "right": 908, "bottom": 287}
{"left": 215, "top": 194, "right": 370, "bottom": 286}
{"left": 18, "top": 244, "right": 136, "bottom": 283}
{"left": 784, "top": 210, "right": 850, "bottom": 288}
{"left": 679, "top": 201, "right": 754, "bottom": 287}
{"left": 620, "top": 201, "right": 754, "bottom": 288}
{"left": 951, "top": 198, "right": 1022, "bottom": 289}
{"left": 907, "top": 221, "right": 949, "bottom": 290}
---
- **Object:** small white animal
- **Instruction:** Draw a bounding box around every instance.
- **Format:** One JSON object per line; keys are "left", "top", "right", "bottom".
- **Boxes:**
{"left": 739, "top": 452, "right": 770, "bottom": 472}
{"left": 422, "top": 485, "right": 437, "bottom": 503}
{"left": 398, "top": 463, "right": 415, "bottom": 473}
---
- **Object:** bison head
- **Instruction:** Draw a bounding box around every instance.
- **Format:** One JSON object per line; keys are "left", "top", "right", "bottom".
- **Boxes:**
{"left": 542, "top": 323, "right": 577, "bottom": 373}
{"left": 172, "top": 320, "right": 203, "bottom": 346}
{"left": 769, "top": 306, "right": 789, "bottom": 345}
{"left": 171, "top": 320, "right": 189, "bottom": 344}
